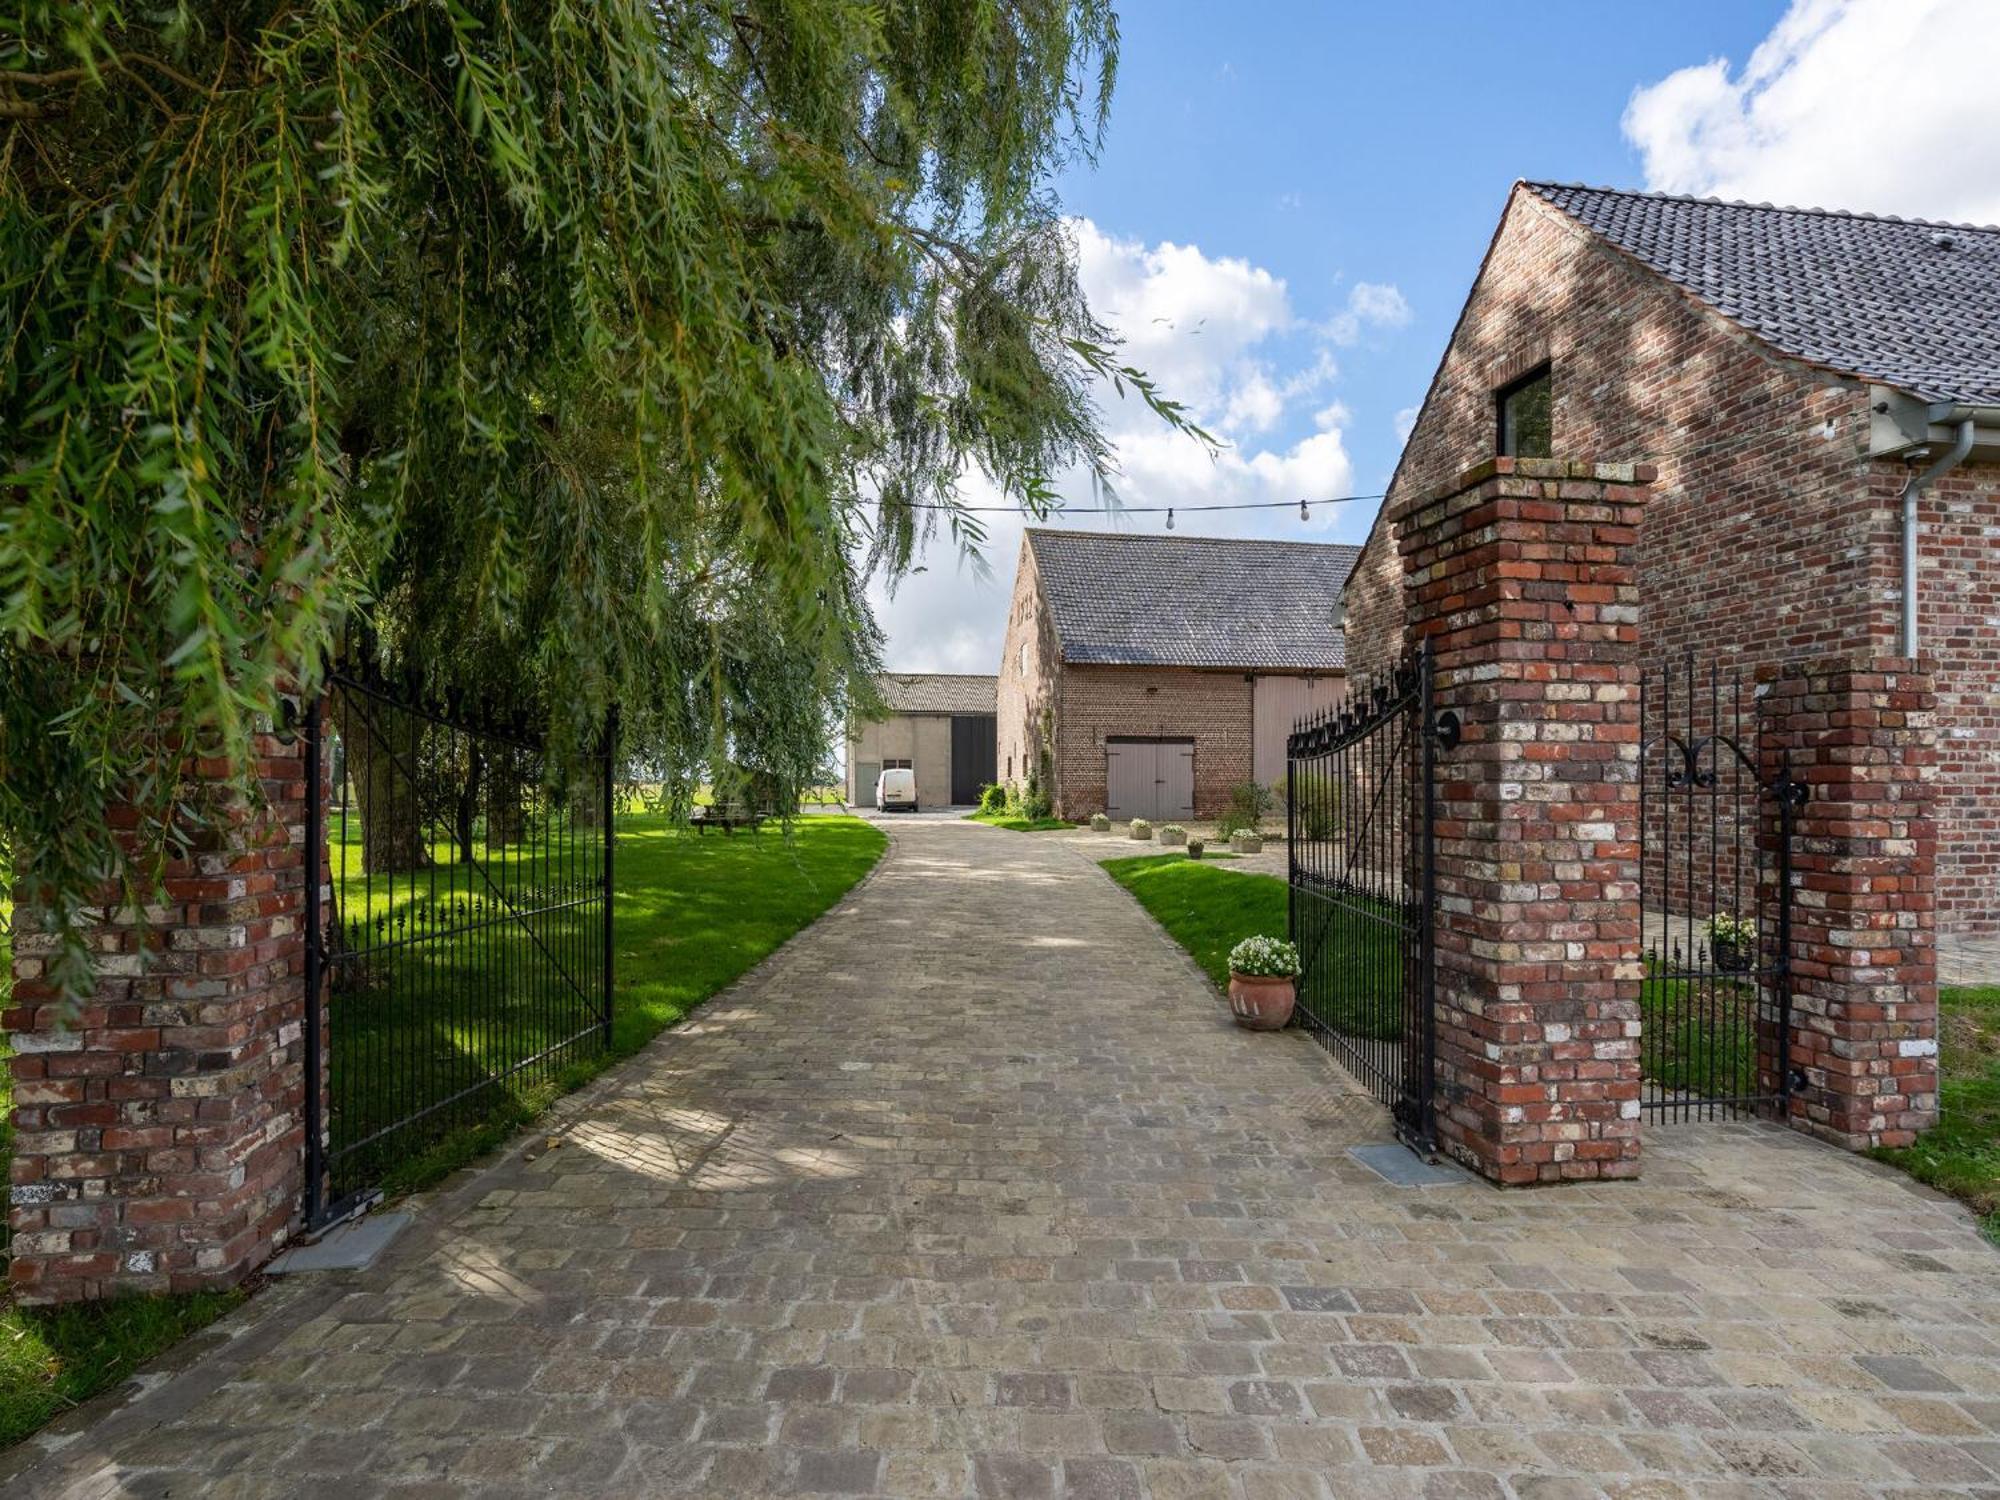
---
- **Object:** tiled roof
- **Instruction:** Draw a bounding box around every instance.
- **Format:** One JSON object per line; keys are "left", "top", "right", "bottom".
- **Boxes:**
{"left": 1526, "top": 183, "right": 2000, "bottom": 405}
{"left": 1026, "top": 529, "right": 1357, "bottom": 671}
{"left": 875, "top": 673, "right": 997, "bottom": 715}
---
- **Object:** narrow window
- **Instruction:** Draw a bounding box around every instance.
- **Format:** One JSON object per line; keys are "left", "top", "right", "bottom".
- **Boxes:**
{"left": 1496, "top": 365, "right": 1552, "bottom": 458}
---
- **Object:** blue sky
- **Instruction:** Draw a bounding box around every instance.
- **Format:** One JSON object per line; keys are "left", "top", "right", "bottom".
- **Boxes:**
{"left": 871, "top": 0, "right": 2000, "bottom": 673}
{"left": 1050, "top": 0, "right": 1783, "bottom": 502}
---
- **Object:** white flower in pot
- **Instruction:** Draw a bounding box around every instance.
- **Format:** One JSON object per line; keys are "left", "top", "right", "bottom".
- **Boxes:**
{"left": 1129, "top": 818, "right": 1153, "bottom": 840}
{"left": 1158, "top": 823, "right": 1187, "bottom": 847}
{"left": 1226, "top": 935, "right": 1300, "bottom": 1030}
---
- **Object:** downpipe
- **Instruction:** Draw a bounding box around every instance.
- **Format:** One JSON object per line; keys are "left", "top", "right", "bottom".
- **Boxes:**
{"left": 1902, "top": 418, "right": 1975, "bottom": 658}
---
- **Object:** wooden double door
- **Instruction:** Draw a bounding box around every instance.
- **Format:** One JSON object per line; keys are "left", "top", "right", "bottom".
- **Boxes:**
{"left": 1105, "top": 737, "right": 1195, "bottom": 822}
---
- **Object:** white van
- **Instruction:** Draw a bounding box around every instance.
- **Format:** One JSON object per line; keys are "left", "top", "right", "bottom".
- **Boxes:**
{"left": 875, "top": 767, "right": 918, "bottom": 811}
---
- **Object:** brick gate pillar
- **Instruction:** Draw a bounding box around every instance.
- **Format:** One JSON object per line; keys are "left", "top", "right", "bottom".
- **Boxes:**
{"left": 1760, "top": 658, "right": 1939, "bottom": 1149}
{"left": 5, "top": 725, "right": 314, "bottom": 1302}
{"left": 1399, "top": 457, "right": 1652, "bottom": 1183}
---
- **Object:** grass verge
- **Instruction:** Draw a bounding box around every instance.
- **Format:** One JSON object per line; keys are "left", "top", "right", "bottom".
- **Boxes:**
{"left": 1638, "top": 965, "right": 1758, "bottom": 1101}
{"left": 1100, "top": 855, "right": 1288, "bottom": 991}
{"left": 1102, "top": 857, "right": 1405, "bottom": 1042}
{"left": 1875, "top": 985, "right": 2000, "bottom": 1239}
{"left": 0, "top": 811, "right": 884, "bottom": 1448}
{"left": 965, "top": 811, "right": 1071, "bottom": 832}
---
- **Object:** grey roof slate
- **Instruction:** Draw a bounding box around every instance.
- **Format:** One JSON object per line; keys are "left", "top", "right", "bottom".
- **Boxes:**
{"left": 875, "top": 673, "right": 997, "bottom": 715}
{"left": 1026, "top": 529, "right": 1357, "bottom": 671}
{"left": 1527, "top": 182, "right": 2000, "bottom": 405}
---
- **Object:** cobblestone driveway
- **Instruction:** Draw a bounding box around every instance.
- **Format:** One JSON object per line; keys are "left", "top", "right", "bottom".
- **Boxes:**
{"left": 12, "top": 819, "right": 2000, "bottom": 1499}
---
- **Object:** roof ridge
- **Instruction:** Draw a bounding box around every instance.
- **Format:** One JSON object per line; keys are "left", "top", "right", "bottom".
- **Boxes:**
{"left": 1025, "top": 526, "right": 1362, "bottom": 550}
{"left": 1522, "top": 179, "right": 2000, "bottom": 237}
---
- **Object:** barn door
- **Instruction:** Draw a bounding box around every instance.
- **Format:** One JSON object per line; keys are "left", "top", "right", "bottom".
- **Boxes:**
{"left": 950, "top": 714, "right": 997, "bottom": 805}
{"left": 1105, "top": 739, "right": 1149, "bottom": 819}
{"left": 1161, "top": 741, "right": 1195, "bottom": 820}
{"left": 1105, "top": 738, "right": 1194, "bottom": 821}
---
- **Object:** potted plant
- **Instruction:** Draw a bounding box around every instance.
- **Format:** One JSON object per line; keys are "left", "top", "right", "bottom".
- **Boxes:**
{"left": 1090, "top": 812, "right": 1111, "bottom": 832}
{"left": 1158, "top": 823, "right": 1187, "bottom": 847}
{"left": 1129, "top": 818, "right": 1153, "bottom": 840}
{"left": 1187, "top": 838, "right": 1205, "bottom": 860}
{"left": 1705, "top": 913, "right": 1757, "bottom": 974}
{"left": 1230, "top": 830, "right": 1263, "bottom": 855}
{"left": 1227, "top": 935, "right": 1300, "bottom": 1030}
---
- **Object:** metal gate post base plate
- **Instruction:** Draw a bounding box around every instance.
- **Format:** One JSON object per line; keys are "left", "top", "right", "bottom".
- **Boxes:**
{"left": 266, "top": 1211, "right": 412, "bottom": 1274}
{"left": 1347, "top": 1144, "right": 1473, "bottom": 1188}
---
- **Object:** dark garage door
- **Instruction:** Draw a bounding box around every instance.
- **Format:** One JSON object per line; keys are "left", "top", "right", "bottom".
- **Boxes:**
{"left": 1105, "top": 738, "right": 1194, "bottom": 822}
{"left": 950, "top": 714, "right": 997, "bottom": 805}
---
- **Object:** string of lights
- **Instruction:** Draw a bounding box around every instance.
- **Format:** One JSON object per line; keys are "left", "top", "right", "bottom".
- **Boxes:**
{"left": 882, "top": 491, "right": 1388, "bottom": 529}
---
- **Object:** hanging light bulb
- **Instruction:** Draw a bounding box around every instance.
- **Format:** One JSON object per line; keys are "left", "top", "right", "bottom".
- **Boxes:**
{"left": 1165, "top": 507, "right": 1175, "bottom": 531}
{"left": 1299, "top": 497, "right": 1310, "bottom": 522}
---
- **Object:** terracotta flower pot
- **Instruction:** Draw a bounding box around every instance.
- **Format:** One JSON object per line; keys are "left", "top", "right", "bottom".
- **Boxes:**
{"left": 1228, "top": 972, "right": 1296, "bottom": 1030}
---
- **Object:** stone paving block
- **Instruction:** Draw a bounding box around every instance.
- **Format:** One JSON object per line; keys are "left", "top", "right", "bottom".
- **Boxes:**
{"left": 17, "top": 819, "right": 2000, "bottom": 1500}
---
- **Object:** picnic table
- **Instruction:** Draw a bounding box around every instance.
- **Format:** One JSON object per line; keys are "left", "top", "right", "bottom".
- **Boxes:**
{"left": 690, "top": 803, "right": 766, "bottom": 835}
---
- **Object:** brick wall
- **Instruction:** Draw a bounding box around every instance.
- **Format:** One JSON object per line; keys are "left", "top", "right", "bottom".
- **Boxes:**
{"left": 1761, "top": 659, "right": 1939, "bottom": 1147}
{"left": 1051, "top": 666, "right": 1254, "bottom": 821}
{"left": 1349, "top": 184, "right": 2000, "bottom": 933}
{"left": 997, "top": 536, "right": 1062, "bottom": 804}
{"left": 6, "top": 730, "right": 312, "bottom": 1301}
{"left": 1919, "top": 467, "right": 2000, "bottom": 931}
{"left": 1402, "top": 458, "right": 1649, "bottom": 1183}
{"left": 1338, "top": 531, "right": 1403, "bottom": 687}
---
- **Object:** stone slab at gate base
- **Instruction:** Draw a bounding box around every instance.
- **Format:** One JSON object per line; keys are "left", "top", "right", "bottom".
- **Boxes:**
{"left": 1398, "top": 457, "right": 1651, "bottom": 1185}
{"left": 4, "top": 729, "right": 313, "bottom": 1303}
{"left": 1759, "top": 657, "right": 1939, "bottom": 1149}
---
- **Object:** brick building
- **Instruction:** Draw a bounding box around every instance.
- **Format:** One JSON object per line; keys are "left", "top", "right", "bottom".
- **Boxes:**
{"left": 998, "top": 530, "right": 1356, "bottom": 821}
{"left": 1345, "top": 182, "right": 2000, "bottom": 935}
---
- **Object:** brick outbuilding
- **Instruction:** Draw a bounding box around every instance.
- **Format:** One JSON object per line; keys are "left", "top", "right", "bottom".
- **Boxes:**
{"left": 1346, "top": 181, "right": 2000, "bottom": 937}
{"left": 998, "top": 530, "right": 1356, "bottom": 821}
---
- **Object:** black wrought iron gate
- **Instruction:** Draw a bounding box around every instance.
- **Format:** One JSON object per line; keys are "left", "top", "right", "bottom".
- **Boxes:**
{"left": 1639, "top": 657, "right": 1806, "bottom": 1121}
{"left": 1286, "top": 643, "right": 1452, "bottom": 1150}
{"left": 302, "top": 668, "right": 614, "bottom": 1224}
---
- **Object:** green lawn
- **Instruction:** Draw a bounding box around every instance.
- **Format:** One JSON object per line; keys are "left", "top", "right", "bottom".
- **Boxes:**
{"left": 965, "top": 811, "right": 1071, "bottom": 832}
{"left": 0, "top": 810, "right": 883, "bottom": 1447}
{"left": 1638, "top": 964, "right": 1759, "bottom": 1102}
{"left": 1875, "top": 985, "right": 2000, "bottom": 1239}
{"left": 1101, "top": 857, "right": 1406, "bottom": 1043}
{"left": 1100, "top": 855, "right": 1288, "bottom": 991}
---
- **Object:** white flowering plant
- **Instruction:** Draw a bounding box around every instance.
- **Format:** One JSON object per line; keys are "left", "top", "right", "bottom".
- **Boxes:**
{"left": 1130, "top": 818, "right": 1152, "bottom": 838}
{"left": 1228, "top": 934, "right": 1300, "bottom": 978}
{"left": 1090, "top": 812, "right": 1111, "bottom": 832}
{"left": 1705, "top": 913, "right": 1757, "bottom": 946}
{"left": 1160, "top": 823, "right": 1186, "bottom": 839}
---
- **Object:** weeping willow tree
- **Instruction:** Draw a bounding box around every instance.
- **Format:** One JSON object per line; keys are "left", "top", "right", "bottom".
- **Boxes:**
{"left": 0, "top": 2, "right": 1202, "bottom": 1001}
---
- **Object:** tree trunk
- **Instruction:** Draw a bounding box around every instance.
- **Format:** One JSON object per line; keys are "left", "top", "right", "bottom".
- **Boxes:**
{"left": 486, "top": 752, "right": 528, "bottom": 847}
{"left": 338, "top": 692, "right": 431, "bottom": 875}
{"left": 456, "top": 748, "right": 484, "bottom": 863}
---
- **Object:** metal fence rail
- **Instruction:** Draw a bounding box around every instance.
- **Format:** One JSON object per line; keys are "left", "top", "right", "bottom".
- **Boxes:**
{"left": 1286, "top": 642, "right": 1443, "bottom": 1151}
{"left": 303, "top": 669, "right": 614, "bottom": 1225}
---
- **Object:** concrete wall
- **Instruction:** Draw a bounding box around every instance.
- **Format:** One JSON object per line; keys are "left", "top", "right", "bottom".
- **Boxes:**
{"left": 847, "top": 714, "right": 952, "bottom": 808}
{"left": 1251, "top": 673, "right": 1346, "bottom": 790}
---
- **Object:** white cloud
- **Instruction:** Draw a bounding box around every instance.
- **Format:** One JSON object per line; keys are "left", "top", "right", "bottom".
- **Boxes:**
{"left": 867, "top": 221, "right": 1394, "bottom": 674}
{"left": 1321, "top": 279, "right": 1414, "bottom": 346}
{"left": 1624, "top": 0, "right": 2000, "bottom": 225}
{"left": 1394, "top": 405, "right": 1421, "bottom": 442}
